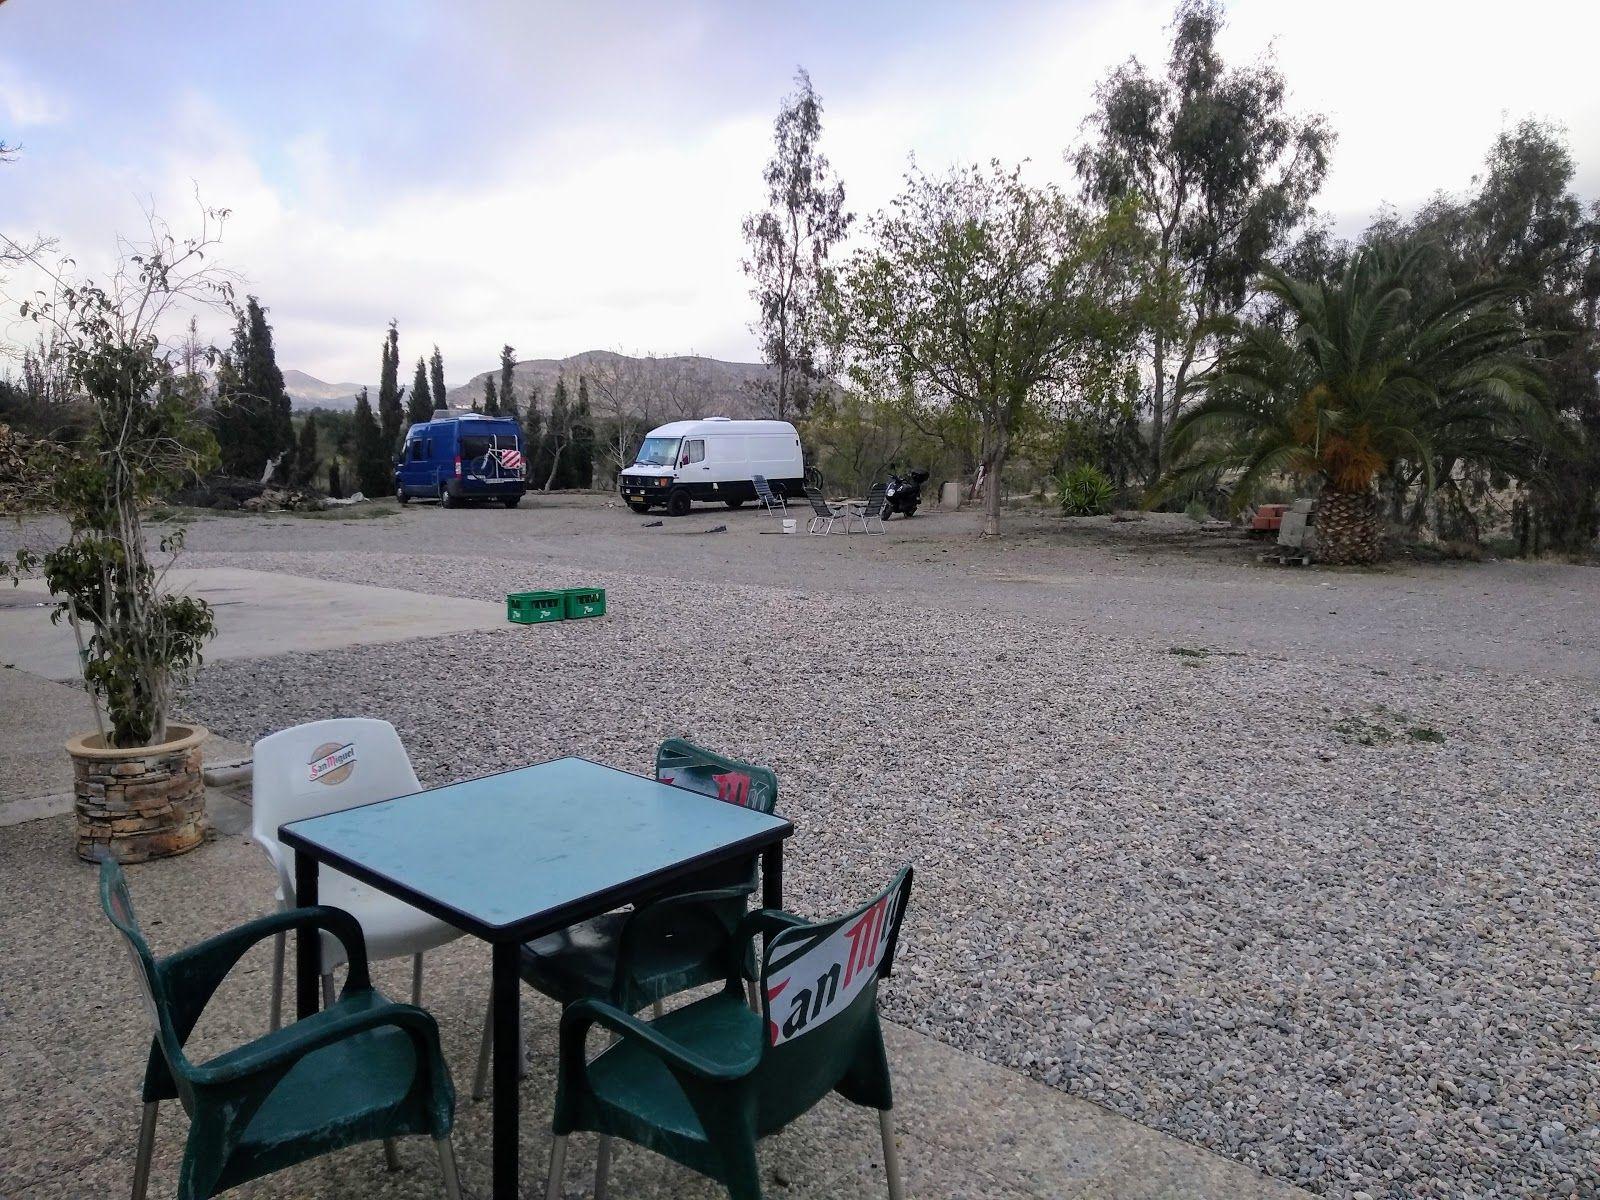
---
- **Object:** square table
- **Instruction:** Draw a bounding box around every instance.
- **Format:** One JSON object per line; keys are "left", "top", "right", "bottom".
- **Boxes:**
{"left": 278, "top": 755, "right": 793, "bottom": 1200}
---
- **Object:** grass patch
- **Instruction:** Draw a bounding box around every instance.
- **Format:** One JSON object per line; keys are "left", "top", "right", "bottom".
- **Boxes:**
{"left": 1407, "top": 726, "right": 1446, "bottom": 743}
{"left": 1333, "top": 715, "right": 1396, "bottom": 746}
{"left": 283, "top": 502, "right": 399, "bottom": 521}
{"left": 1169, "top": 646, "right": 1210, "bottom": 658}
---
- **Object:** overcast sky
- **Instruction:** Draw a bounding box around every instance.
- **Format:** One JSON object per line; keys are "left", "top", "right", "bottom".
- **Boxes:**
{"left": 3, "top": 0, "right": 1597, "bottom": 386}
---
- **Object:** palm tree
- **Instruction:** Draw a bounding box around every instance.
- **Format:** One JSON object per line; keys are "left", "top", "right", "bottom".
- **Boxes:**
{"left": 1162, "top": 243, "right": 1549, "bottom": 564}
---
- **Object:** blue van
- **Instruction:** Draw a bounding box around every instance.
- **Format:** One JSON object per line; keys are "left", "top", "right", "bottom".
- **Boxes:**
{"left": 394, "top": 413, "right": 526, "bottom": 508}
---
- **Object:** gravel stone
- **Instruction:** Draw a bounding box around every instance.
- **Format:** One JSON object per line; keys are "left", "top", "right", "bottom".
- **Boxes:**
{"left": 179, "top": 548, "right": 1600, "bottom": 1200}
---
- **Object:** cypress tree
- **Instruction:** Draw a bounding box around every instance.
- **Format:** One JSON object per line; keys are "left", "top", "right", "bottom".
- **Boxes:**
{"left": 294, "top": 414, "right": 319, "bottom": 488}
{"left": 351, "top": 387, "right": 390, "bottom": 497}
{"left": 541, "top": 378, "right": 569, "bottom": 490}
{"left": 429, "top": 346, "right": 447, "bottom": 411}
{"left": 566, "top": 376, "right": 595, "bottom": 488}
{"left": 377, "top": 320, "right": 403, "bottom": 448}
{"left": 499, "top": 345, "right": 518, "bottom": 422}
{"left": 521, "top": 386, "right": 542, "bottom": 483}
{"left": 483, "top": 375, "right": 500, "bottom": 415}
{"left": 328, "top": 458, "right": 343, "bottom": 499}
{"left": 215, "top": 296, "right": 293, "bottom": 479}
{"left": 407, "top": 357, "right": 432, "bottom": 425}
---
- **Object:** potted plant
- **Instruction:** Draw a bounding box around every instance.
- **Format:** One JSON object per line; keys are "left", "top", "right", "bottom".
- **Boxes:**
{"left": 7, "top": 210, "right": 230, "bottom": 862}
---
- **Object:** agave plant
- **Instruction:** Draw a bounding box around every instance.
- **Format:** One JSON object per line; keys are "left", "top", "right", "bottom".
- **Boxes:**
{"left": 1162, "top": 243, "right": 1549, "bottom": 563}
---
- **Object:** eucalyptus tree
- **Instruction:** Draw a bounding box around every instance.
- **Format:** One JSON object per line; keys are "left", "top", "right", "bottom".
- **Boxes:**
{"left": 1075, "top": 0, "right": 1332, "bottom": 481}
{"left": 831, "top": 161, "right": 1141, "bottom": 536}
{"left": 742, "top": 68, "right": 851, "bottom": 420}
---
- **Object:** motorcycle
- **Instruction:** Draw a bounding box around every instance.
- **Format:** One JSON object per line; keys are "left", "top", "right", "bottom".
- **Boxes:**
{"left": 882, "top": 466, "right": 929, "bottom": 518}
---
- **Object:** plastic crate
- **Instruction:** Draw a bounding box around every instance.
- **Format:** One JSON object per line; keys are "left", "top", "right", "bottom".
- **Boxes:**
{"left": 506, "top": 591, "right": 566, "bottom": 624}
{"left": 563, "top": 587, "right": 606, "bottom": 619}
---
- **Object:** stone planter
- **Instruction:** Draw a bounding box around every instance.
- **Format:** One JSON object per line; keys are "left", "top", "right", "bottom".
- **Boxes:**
{"left": 67, "top": 723, "right": 209, "bottom": 863}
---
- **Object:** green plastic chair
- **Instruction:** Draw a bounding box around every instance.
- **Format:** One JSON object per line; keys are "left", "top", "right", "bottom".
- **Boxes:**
{"left": 472, "top": 738, "right": 779, "bottom": 1101}
{"left": 98, "top": 859, "right": 462, "bottom": 1200}
{"left": 544, "top": 866, "right": 914, "bottom": 1200}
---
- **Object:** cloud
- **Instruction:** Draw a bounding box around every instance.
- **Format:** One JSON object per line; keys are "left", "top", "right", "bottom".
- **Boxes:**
{"left": 0, "top": 58, "right": 66, "bottom": 127}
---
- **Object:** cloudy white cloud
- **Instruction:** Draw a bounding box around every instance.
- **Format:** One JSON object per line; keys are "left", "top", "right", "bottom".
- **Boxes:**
{"left": 2, "top": 0, "right": 1597, "bottom": 386}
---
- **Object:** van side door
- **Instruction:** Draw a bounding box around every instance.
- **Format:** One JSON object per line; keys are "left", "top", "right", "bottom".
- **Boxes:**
{"left": 399, "top": 431, "right": 427, "bottom": 493}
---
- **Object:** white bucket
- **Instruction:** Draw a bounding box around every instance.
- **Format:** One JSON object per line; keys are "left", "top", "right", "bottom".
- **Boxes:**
{"left": 781, "top": 518, "right": 798, "bottom": 534}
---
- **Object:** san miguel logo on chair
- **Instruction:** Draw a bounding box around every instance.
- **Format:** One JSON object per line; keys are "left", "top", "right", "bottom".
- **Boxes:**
{"left": 307, "top": 742, "right": 357, "bottom": 786}
{"left": 764, "top": 876, "right": 908, "bottom": 1045}
{"left": 712, "top": 770, "right": 752, "bottom": 807}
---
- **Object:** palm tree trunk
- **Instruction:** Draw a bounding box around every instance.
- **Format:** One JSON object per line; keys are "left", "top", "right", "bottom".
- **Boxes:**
{"left": 1315, "top": 488, "right": 1383, "bottom": 565}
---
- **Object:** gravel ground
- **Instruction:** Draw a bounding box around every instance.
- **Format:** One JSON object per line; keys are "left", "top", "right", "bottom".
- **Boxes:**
{"left": 178, "top": 548, "right": 1600, "bottom": 1200}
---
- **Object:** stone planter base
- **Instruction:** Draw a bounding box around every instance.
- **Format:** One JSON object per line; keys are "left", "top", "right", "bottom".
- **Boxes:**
{"left": 67, "top": 724, "right": 209, "bottom": 863}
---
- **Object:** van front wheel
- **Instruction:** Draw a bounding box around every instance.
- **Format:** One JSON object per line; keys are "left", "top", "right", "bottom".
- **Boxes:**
{"left": 666, "top": 489, "right": 692, "bottom": 517}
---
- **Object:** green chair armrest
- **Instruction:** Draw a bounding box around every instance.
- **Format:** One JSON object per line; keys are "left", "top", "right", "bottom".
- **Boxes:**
{"left": 159, "top": 906, "right": 370, "bottom": 1049}
{"left": 729, "top": 908, "right": 810, "bottom": 981}
{"left": 560, "top": 997, "right": 760, "bottom": 1085}
{"left": 190, "top": 1000, "right": 440, "bottom": 1089}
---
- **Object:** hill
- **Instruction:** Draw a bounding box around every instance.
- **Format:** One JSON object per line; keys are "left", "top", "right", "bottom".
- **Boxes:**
{"left": 447, "top": 351, "right": 778, "bottom": 420}
{"left": 282, "top": 369, "right": 371, "bottom": 411}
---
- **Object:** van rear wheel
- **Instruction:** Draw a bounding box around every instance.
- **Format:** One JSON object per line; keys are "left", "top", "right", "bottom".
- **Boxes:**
{"left": 725, "top": 497, "right": 745, "bottom": 509}
{"left": 439, "top": 483, "right": 456, "bottom": 508}
{"left": 396, "top": 487, "right": 409, "bottom": 506}
{"left": 666, "top": 489, "right": 692, "bottom": 518}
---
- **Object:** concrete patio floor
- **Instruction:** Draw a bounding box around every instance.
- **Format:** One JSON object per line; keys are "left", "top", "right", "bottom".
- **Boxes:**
{"left": 0, "top": 794, "right": 1308, "bottom": 1200}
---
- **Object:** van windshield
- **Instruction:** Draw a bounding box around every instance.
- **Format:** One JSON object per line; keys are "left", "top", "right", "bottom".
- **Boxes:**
{"left": 633, "top": 436, "right": 680, "bottom": 467}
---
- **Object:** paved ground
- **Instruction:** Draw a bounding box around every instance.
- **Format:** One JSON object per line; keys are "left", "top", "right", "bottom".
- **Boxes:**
{"left": 0, "top": 534, "right": 1307, "bottom": 1200}
{"left": 0, "top": 567, "right": 506, "bottom": 681}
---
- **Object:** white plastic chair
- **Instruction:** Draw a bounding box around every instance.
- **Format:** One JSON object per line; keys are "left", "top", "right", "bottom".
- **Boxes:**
{"left": 252, "top": 718, "right": 463, "bottom": 1029}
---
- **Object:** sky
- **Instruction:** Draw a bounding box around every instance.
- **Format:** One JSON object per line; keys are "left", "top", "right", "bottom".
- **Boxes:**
{"left": 3, "top": 0, "right": 1598, "bottom": 387}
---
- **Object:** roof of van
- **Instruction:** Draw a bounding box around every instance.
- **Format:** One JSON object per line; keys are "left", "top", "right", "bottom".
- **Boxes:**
{"left": 645, "top": 418, "right": 798, "bottom": 438}
{"left": 408, "top": 411, "right": 520, "bottom": 430}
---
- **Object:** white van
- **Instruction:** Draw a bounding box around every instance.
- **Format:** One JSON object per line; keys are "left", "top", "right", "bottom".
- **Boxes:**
{"left": 617, "top": 418, "right": 806, "bottom": 516}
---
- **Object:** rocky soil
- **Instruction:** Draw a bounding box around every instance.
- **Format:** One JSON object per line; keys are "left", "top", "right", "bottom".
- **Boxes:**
{"left": 181, "top": 549, "right": 1600, "bottom": 1200}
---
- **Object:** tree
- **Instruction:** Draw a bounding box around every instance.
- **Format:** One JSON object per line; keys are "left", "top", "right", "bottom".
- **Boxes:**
{"left": 589, "top": 351, "right": 653, "bottom": 480}
{"left": 293, "top": 413, "right": 319, "bottom": 488}
{"left": 1075, "top": 0, "right": 1333, "bottom": 482}
{"left": 831, "top": 161, "right": 1140, "bottom": 536}
{"left": 541, "top": 376, "right": 572, "bottom": 490}
{"left": 483, "top": 375, "right": 499, "bottom": 415}
{"left": 1163, "top": 244, "right": 1549, "bottom": 564}
{"left": 521, "top": 387, "right": 544, "bottom": 483}
{"left": 499, "top": 345, "right": 519, "bottom": 422}
{"left": 327, "top": 457, "right": 343, "bottom": 499}
{"left": 376, "top": 320, "right": 403, "bottom": 450}
{"left": 350, "top": 387, "right": 390, "bottom": 497}
{"left": 742, "top": 68, "right": 852, "bottom": 420}
{"left": 562, "top": 376, "right": 594, "bottom": 488}
{"left": 407, "top": 357, "right": 432, "bottom": 425}
{"left": 214, "top": 296, "right": 294, "bottom": 480}
{"left": 429, "top": 345, "right": 447, "bottom": 411}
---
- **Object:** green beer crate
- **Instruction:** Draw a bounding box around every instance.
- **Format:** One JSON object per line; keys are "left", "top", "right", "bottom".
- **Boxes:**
{"left": 506, "top": 591, "right": 566, "bottom": 624}
{"left": 563, "top": 587, "right": 606, "bottom": 619}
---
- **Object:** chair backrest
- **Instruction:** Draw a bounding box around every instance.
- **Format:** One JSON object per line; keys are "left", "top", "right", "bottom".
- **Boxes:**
{"left": 753, "top": 474, "right": 774, "bottom": 500}
{"left": 654, "top": 738, "right": 777, "bottom": 815}
{"left": 861, "top": 483, "right": 888, "bottom": 518}
{"left": 803, "top": 485, "right": 834, "bottom": 517}
{"left": 252, "top": 718, "right": 422, "bottom": 900}
{"left": 100, "top": 859, "right": 193, "bottom": 1099}
{"left": 755, "top": 867, "right": 913, "bottom": 1131}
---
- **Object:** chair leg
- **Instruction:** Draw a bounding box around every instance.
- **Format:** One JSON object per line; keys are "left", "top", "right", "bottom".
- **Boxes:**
{"left": 880, "top": 1108, "right": 906, "bottom": 1200}
{"left": 131, "top": 1100, "right": 158, "bottom": 1200}
{"left": 412, "top": 952, "right": 424, "bottom": 1006}
{"left": 436, "top": 1136, "right": 463, "bottom": 1200}
{"left": 383, "top": 1137, "right": 401, "bottom": 1172}
{"left": 472, "top": 994, "right": 493, "bottom": 1101}
{"left": 594, "top": 1135, "right": 612, "bottom": 1200}
{"left": 321, "top": 971, "right": 336, "bottom": 1008}
{"left": 651, "top": 999, "right": 664, "bottom": 1020}
{"left": 269, "top": 930, "right": 286, "bottom": 1031}
{"left": 543, "top": 1134, "right": 567, "bottom": 1200}
{"left": 746, "top": 978, "right": 761, "bottom": 1010}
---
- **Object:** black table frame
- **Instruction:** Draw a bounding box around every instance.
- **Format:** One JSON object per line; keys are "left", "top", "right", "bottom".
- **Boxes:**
{"left": 280, "top": 758, "right": 790, "bottom": 1200}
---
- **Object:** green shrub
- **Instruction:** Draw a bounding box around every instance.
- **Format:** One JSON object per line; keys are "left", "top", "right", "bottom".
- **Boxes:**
{"left": 1184, "top": 499, "right": 1211, "bottom": 522}
{"left": 1054, "top": 463, "right": 1115, "bottom": 516}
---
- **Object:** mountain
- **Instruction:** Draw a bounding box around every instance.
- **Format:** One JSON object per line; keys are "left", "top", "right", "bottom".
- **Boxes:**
{"left": 446, "top": 351, "right": 780, "bottom": 420}
{"left": 282, "top": 369, "right": 372, "bottom": 411}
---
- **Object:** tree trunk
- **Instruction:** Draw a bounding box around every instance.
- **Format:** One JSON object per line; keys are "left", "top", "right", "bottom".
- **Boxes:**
{"left": 1149, "top": 328, "right": 1167, "bottom": 485}
{"left": 1315, "top": 488, "right": 1383, "bottom": 565}
{"left": 981, "top": 432, "right": 1009, "bottom": 537}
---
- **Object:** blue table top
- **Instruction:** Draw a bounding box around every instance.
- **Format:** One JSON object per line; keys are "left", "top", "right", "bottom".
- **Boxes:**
{"left": 279, "top": 756, "right": 792, "bottom": 941}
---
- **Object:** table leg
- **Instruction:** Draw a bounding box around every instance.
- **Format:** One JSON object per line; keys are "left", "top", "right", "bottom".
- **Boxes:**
{"left": 491, "top": 940, "right": 520, "bottom": 1199}
{"left": 294, "top": 849, "right": 319, "bottom": 1021}
{"left": 762, "top": 842, "right": 784, "bottom": 911}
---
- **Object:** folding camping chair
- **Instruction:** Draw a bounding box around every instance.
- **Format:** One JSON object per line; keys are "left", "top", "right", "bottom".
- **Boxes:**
{"left": 803, "top": 485, "right": 846, "bottom": 535}
{"left": 847, "top": 484, "right": 889, "bottom": 534}
{"left": 752, "top": 474, "right": 787, "bottom": 518}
